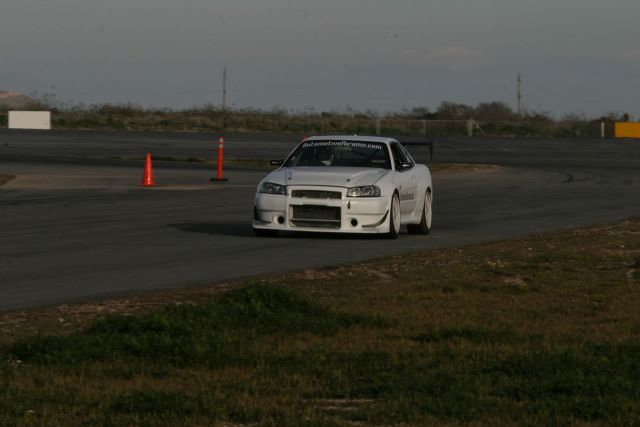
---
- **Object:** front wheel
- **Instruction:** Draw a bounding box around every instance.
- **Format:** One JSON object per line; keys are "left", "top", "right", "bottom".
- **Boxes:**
{"left": 386, "top": 193, "right": 401, "bottom": 239}
{"left": 407, "top": 190, "right": 432, "bottom": 235}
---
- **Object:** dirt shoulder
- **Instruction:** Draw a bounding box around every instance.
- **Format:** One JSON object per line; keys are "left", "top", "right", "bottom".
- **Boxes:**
{"left": 429, "top": 163, "right": 501, "bottom": 173}
{"left": 0, "top": 174, "right": 15, "bottom": 186}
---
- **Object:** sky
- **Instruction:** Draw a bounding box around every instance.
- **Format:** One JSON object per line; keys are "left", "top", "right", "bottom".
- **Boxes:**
{"left": 2, "top": 0, "right": 640, "bottom": 117}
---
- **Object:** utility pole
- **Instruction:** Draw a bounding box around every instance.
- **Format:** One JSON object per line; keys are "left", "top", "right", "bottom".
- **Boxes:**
{"left": 222, "top": 67, "right": 227, "bottom": 112}
{"left": 517, "top": 73, "right": 522, "bottom": 116}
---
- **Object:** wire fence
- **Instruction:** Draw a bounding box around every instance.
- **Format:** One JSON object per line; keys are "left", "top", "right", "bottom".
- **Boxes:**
{"left": 0, "top": 110, "right": 613, "bottom": 138}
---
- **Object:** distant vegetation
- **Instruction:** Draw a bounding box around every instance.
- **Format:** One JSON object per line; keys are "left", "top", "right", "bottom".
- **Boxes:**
{"left": 0, "top": 98, "right": 631, "bottom": 138}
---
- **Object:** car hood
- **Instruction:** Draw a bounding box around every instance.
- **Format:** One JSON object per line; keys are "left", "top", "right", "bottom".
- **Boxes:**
{"left": 264, "top": 167, "right": 389, "bottom": 188}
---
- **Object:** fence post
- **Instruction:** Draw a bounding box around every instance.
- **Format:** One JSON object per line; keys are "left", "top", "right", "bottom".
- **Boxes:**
{"left": 601, "top": 121, "right": 605, "bottom": 139}
{"left": 375, "top": 119, "right": 381, "bottom": 135}
{"left": 422, "top": 120, "right": 427, "bottom": 136}
{"left": 467, "top": 119, "right": 474, "bottom": 137}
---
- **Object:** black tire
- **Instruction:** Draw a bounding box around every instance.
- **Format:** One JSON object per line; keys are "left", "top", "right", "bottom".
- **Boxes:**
{"left": 253, "top": 228, "right": 278, "bottom": 237}
{"left": 386, "top": 193, "right": 400, "bottom": 239}
{"left": 407, "top": 191, "right": 432, "bottom": 235}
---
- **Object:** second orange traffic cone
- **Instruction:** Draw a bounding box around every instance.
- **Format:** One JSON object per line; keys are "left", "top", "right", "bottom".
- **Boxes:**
{"left": 141, "top": 152, "right": 156, "bottom": 187}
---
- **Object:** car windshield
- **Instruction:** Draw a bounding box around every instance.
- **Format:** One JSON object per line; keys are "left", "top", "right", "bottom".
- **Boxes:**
{"left": 283, "top": 140, "right": 391, "bottom": 169}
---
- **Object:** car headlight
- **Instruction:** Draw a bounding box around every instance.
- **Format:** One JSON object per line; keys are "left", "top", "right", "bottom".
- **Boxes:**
{"left": 346, "top": 185, "right": 381, "bottom": 197}
{"left": 260, "top": 182, "right": 287, "bottom": 195}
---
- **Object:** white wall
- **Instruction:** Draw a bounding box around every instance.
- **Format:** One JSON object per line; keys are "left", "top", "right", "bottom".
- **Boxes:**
{"left": 8, "top": 111, "right": 51, "bottom": 130}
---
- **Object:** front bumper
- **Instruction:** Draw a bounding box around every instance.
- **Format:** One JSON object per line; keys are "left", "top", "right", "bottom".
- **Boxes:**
{"left": 253, "top": 185, "right": 390, "bottom": 233}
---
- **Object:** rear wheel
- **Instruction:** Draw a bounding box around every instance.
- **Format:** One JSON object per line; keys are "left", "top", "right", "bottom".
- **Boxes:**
{"left": 407, "top": 190, "right": 432, "bottom": 235}
{"left": 253, "top": 228, "right": 278, "bottom": 237}
{"left": 386, "top": 193, "right": 401, "bottom": 239}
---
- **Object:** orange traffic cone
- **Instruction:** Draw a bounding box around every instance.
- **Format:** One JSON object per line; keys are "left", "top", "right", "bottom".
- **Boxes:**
{"left": 141, "top": 152, "right": 156, "bottom": 186}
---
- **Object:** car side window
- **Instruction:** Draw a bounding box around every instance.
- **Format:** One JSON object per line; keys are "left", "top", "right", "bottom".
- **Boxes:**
{"left": 390, "top": 143, "right": 411, "bottom": 170}
{"left": 398, "top": 144, "right": 415, "bottom": 166}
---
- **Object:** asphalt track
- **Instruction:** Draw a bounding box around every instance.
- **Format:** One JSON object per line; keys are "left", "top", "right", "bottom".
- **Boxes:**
{"left": 1, "top": 129, "right": 639, "bottom": 310}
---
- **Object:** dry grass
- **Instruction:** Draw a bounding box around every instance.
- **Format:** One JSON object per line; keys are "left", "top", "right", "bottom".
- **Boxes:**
{"left": 1, "top": 101, "right": 607, "bottom": 137}
{"left": 1, "top": 219, "right": 640, "bottom": 426}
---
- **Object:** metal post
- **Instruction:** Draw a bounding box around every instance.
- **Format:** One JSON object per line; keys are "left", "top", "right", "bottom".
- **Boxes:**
{"left": 517, "top": 73, "right": 522, "bottom": 116}
{"left": 601, "top": 121, "right": 605, "bottom": 139}
{"left": 422, "top": 120, "right": 427, "bottom": 136}
{"left": 467, "top": 119, "right": 474, "bottom": 137}
{"left": 222, "top": 67, "right": 227, "bottom": 112}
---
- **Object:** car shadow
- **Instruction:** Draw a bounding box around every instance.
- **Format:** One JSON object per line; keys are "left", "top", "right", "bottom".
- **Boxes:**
{"left": 284, "top": 231, "right": 379, "bottom": 240}
{"left": 169, "top": 222, "right": 381, "bottom": 240}
{"left": 169, "top": 222, "right": 254, "bottom": 237}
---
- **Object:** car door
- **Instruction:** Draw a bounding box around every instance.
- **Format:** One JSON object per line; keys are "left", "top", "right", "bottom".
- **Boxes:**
{"left": 390, "top": 143, "right": 418, "bottom": 217}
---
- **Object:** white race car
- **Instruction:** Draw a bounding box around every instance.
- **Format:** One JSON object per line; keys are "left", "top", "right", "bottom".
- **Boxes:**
{"left": 252, "top": 135, "right": 432, "bottom": 238}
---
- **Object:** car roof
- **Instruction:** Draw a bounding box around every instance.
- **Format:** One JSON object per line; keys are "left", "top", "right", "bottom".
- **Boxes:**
{"left": 303, "top": 135, "right": 398, "bottom": 145}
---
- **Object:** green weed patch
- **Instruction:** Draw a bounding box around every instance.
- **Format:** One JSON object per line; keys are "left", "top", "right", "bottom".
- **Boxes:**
{"left": 10, "top": 284, "right": 381, "bottom": 367}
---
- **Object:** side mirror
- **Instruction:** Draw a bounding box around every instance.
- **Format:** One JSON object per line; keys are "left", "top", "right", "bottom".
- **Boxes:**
{"left": 270, "top": 160, "right": 283, "bottom": 166}
{"left": 398, "top": 162, "right": 413, "bottom": 170}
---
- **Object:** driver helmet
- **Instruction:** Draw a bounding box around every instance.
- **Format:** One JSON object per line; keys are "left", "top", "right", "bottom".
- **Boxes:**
{"left": 316, "top": 147, "right": 334, "bottom": 166}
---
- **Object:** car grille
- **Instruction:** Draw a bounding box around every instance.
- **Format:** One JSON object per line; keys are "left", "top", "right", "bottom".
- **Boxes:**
{"left": 290, "top": 205, "right": 341, "bottom": 229}
{"left": 291, "top": 190, "right": 341, "bottom": 200}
